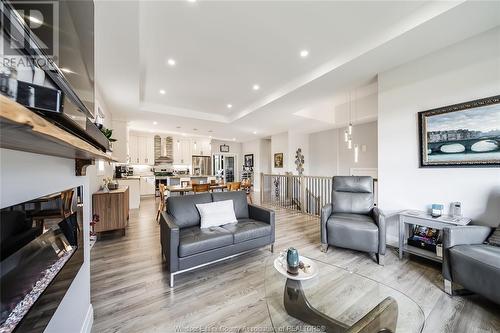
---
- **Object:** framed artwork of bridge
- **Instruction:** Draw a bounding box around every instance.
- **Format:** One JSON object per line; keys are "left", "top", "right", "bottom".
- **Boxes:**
{"left": 418, "top": 95, "right": 500, "bottom": 168}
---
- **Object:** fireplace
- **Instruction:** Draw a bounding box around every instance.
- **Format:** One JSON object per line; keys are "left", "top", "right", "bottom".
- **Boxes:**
{"left": 0, "top": 187, "right": 84, "bottom": 333}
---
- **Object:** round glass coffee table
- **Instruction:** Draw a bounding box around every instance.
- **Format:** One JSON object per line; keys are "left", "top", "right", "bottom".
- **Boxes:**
{"left": 265, "top": 256, "right": 425, "bottom": 333}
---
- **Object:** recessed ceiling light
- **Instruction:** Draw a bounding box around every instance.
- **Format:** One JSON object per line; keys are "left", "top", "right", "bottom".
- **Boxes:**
{"left": 153, "top": 121, "right": 158, "bottom": 125}
{"left": 208, "top": 135, "right": 212, "bottom": 138}
{"left": 252, "top": 84, "right": 260, "bottom": 91}
{"left": 232, "top": 138, "right": 236, "bottom": 141}
{"left": 253, "top": 131, "right": 257, "bottom": 135}
{"left": 227, "top": 104, "right": 232, "bottom": 109}
{"left": 167, "top": 58, "right": 176, "bottom": 66}
{"left": 187, "top": 0, "right": 196, "bottom": 2}
{"left": 300, "top": 49, "right": 309, "bottom": 58}
{"left": 159, "top": 89, "right": 166, "bottom": 95}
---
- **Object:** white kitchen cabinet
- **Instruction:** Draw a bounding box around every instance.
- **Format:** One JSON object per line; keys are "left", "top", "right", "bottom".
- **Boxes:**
{"left": 190, "top": 139, "right": 211, "bottom": 156}
{"left": 129, "top": 135, "right": 139, "bottom": 164}
{"left": 116, "top": 178, "right": 141, "bottom": 209}
{"left": 174, "top": 138, "right": 191, "bottom": 164}
{"left": 140, "top": 176, "right": 156, "bottom": 196}
{"left": 129, "top": 135, "right": 155, "bottom": 165}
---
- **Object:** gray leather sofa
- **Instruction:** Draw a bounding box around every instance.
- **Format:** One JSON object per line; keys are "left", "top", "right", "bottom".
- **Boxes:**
{"left": 160, "top": 191, "right": 275, "bottom": 287}
{"left": 443, "top": 225, "right": 499, "bottom": 304}
{"left": 320, "top": 176, "right": 386, "bottom": 265}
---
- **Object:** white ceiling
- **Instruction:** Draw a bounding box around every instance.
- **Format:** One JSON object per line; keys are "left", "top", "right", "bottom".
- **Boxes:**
{"left": 95, "top": 0, "right": 500, "bottom": 142}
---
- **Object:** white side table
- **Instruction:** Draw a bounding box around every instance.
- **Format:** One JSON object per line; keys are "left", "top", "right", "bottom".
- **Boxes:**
{"left": 398, "top": 210, "right": 471, "bottom": 262}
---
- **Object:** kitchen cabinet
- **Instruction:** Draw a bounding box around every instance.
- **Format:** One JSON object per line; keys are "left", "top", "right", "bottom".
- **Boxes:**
{"left": 174, "top": 138, "right": 192, "bottom": 165}
{"left": 116, "top": 178, "right": 141, "bottom": 208}
{"left": 191, "top": 139, "right": 211, "bottom": 156}
{"left": 129, "top": 134, "right": 154, "bottom": 165}
{"left": 140, "top": 176, "right": 156, "bottom": 196}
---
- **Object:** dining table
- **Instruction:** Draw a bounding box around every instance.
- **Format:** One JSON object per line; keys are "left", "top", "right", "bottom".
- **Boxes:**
{"left": 164, "top": 184, "right": 228, "bottom": 196}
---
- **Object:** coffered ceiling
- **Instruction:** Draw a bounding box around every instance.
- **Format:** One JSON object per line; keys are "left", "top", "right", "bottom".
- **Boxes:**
{"left": 95, "top": 0, "right": 500, "bottom": 142}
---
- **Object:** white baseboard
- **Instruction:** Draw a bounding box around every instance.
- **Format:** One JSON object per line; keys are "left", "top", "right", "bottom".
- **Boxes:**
{"left": 80, "top": 304, "right": 93, "bottom": 333}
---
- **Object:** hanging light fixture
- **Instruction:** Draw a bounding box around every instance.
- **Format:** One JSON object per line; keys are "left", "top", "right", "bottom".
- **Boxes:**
{"left": 347, "top": 90, "right": 353, "bottom": 149}
{"left": 354, "top": 144, "right": 359, "bottom": 163}
{"left": 344, "top": 130, "right": 349, "bottom": 142}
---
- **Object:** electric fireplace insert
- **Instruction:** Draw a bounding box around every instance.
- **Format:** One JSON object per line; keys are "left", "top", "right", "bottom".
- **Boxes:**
{"left": 0, "top": 187, "right": 84, "bottom": 333}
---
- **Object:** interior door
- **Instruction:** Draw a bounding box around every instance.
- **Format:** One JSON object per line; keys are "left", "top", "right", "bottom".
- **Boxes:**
{"left": 224, "top": 156, "right": 235, "bottom": 182}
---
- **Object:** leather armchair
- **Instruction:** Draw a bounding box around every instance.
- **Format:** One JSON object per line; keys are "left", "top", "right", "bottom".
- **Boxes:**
{"left": 320, "top": 176, "right": 386, "bottom": 265}
{"left": 442, "top": 225, "right": 499, "bottom": 304}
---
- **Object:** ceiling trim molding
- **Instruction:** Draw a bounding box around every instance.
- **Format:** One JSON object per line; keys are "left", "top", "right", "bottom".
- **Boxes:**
{"left": 139, "top": 102, "right": 229, "bottom": 123}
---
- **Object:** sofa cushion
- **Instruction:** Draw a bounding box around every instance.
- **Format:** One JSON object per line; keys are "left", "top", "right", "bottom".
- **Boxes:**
{"left": 221, "top": 219, "right": 271, "bottom": 243}
{"left": 449, "top": 244, "right": 500, "bottom": 303}
{"left": 196, "top": 200, "right": 237, "bottom": 228}
{"left": 212, "top": 191, "right": 249, "bottom": 219}
{"left": 167, "top": 193, "right": 212, "bottom": 229}
{"left": 178, "top": 226, "right": 233, "bottom": 257}
{"left": 327, "top": 213, "right": 378, "bottom": 253}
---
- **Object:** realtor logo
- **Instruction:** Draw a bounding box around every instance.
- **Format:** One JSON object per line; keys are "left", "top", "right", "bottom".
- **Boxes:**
{"left": 2, "top": 1, "right": 59, "bottom": 59}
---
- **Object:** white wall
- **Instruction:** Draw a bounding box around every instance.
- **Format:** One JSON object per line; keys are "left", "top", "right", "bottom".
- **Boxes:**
{"left": 271, "top": 132, "right": 288, "bottom": 174}
{"left": 309, "top": 121, "right": 378, "bottom": 177}
{"left": 242, "top": 139, "right": 261, "bottom": 190}
{"left": 288, "top": 131, "right": 310, "bottom": 175}
{"left": 378, "top": 27, "right": 500, "bottom": 243}
{"left": 0, "top": 149, "right": 93, "bottom": 333}
{"left": 260, "top": 139, "right": 271, "bottom": 175}
{"left": 309, "top": 129, "right": 339, "bottom": 176}
{"left": 338, "top": 122, "right": 378, "bottom": 176}
{"left": 211, "top": 139, "right": 242, "bottom": 180}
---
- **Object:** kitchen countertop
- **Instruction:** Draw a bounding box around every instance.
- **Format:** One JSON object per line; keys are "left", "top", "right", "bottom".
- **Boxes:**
{"left": 114, "top": 176, "right": 140, "bottom": 180}
{"left": 154, "top": 175, "right": 212, "bottom": 179}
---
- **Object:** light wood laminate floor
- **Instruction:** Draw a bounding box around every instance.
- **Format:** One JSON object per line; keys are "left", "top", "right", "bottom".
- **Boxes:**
{"left": 91, "top": 197, "right": 500, "bottom": 333}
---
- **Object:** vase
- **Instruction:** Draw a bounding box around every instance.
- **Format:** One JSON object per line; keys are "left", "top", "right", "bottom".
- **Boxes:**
{"left": 286, "top": 247, "right": 299, "bottom": 275}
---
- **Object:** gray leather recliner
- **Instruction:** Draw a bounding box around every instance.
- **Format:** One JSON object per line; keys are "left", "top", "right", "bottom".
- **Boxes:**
{"left": 160, "top": 191, "right": 275, "bottom": 287}
{"left": 442, "top": 225, "right": 500, "bottom": 304}
{"left": 320, "top": 176, "right": 386, "bottom": 265}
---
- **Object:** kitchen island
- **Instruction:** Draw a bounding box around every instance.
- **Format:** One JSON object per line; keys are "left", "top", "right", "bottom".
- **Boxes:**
{"left": 154, "top": 175, "right": 213, "bottom": 196}
{"left": 114, "top": 177, "right": 141, "bottom": 209}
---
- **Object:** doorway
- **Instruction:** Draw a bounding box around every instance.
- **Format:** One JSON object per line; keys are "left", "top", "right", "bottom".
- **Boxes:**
{"left": 212, "top": 154, "right": 238, "bottom": 183}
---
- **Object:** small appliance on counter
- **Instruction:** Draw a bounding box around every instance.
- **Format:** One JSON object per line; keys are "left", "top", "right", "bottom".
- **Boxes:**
{"left": 115, "top": 166, "right": 128, "bottom": 179}
{"left": 451, "top": 202, "right": 462, "bottom": 217}
{"left": 127, "top": 167, "right": 134, "bottom": 176}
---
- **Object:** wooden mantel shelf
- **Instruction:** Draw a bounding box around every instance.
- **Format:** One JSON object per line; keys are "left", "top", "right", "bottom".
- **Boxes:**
{"left": 0, "top": 95, "right": 117, "bottom": 176}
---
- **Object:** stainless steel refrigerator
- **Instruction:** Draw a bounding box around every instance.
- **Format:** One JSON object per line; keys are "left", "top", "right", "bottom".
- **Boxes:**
{"left": 192, "top": 156, "right": 211, "bottom": 176}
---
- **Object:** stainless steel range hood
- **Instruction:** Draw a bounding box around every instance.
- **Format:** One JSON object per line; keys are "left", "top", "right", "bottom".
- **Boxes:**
{"left": 154, "top": 136, "right": 173, "bottom": 164}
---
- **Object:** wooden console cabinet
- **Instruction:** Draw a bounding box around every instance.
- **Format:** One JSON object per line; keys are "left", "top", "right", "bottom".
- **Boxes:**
{"left": 92, "top": 186, "right": 130, "bottom": 234}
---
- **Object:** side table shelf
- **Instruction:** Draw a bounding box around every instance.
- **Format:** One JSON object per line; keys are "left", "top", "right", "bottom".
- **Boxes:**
{"left": 398, "top": 210, "right": 471, "bottom": 263}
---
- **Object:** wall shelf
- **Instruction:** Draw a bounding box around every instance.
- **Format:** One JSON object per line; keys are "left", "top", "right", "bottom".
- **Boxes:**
{"left": 0, "top": 95, "right": 117, "bottom": 176}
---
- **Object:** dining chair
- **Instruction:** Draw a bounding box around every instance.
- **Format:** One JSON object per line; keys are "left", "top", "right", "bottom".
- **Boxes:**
{"left": 156, "top": 183, "right": 166, "bottom": 222}
{"left": 31, "top": 189, "right": 74, "bottom": 227}
{"left": 227, "top": 182, "right": 241, "bottom": 191}
{"left": 192, "top": 183, "right": 210, "bottom": 193}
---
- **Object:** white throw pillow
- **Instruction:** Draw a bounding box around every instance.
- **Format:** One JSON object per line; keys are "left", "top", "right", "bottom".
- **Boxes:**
{"left": 196, "top": 200, "right": 237, "bottom": 229}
